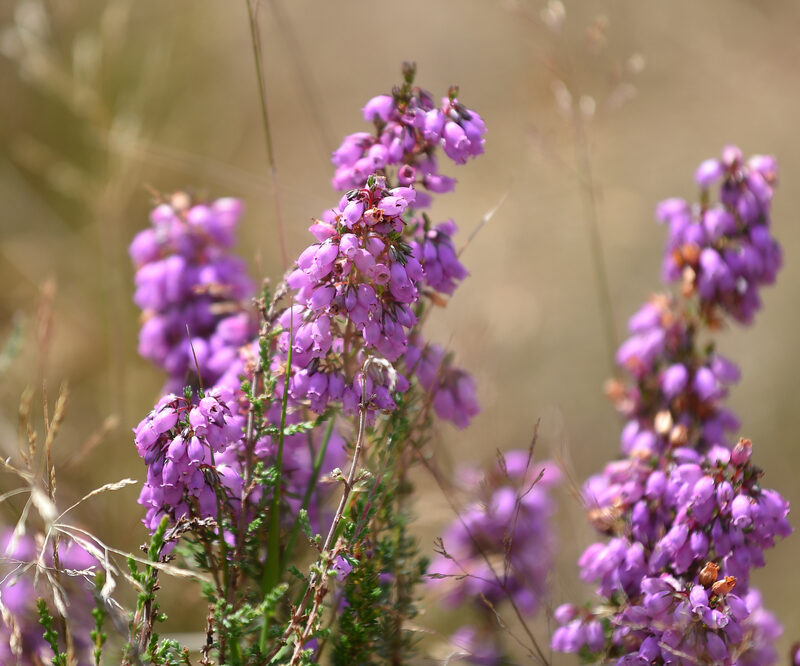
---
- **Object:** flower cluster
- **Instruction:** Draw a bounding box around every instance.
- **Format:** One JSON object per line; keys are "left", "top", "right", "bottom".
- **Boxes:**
{"left": 430, "top": 451, "right": 560, "bottom": 661}
{"left": 553, "top": 581, "right": 782, "bottom": 664}
{"left": 134, "top": 336, "right": 347, "bottom": 535}
{"left": 279, "top": 68, "right": 481, "bottom": 423}
{"left": 130, "top": 193, "right": 255, "bottom": 393}
{"left": 570, "top": 439, "right": 789, "bottom": 660}
{"left": 275, "top": 68, "right": 481, "bottom": 424}
{"left": 659, "top": 146, "right": 781, "bottom": 324}
{"left": 331, "top": 63, "right": 486, "bottom": 206}
{"left": 134, "top": 389, "right": 245, "bottom": 531}
{"left": 0, "top": 530, "right": 97, "bottom": 665}
{"left": 553, "top": 148, "right": 790, "bottom": 664}
{"left": 279, "top": 68, "right": 479, "bottom": 425}
{"left": 279, "top": 175, "right": 420, "bottom": 414}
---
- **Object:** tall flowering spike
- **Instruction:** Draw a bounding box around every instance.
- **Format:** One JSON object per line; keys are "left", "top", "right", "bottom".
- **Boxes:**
{"left": 130, "top": 193, "right": 256, "bottom": 393}
{"left": 0, "top": 530, "right": 98, "bottom": 664}
{"left": 554, "top": 148, "right": 790, "bottom": 664}
{"left": 331, "top": 66, "right": 486, "bottom": 203}
{"left": 609, "top": 293, "right": 743, "bottom": 454}
{"left": 430, "top": 451, "right": 560, "bottom": 656}
{"left": 279, "top": 67, "right": 482, "bottom": 421}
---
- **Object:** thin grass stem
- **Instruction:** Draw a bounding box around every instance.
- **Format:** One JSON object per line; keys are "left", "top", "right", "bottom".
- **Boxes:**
{"left": 246, "top": 0, "right": 289, "bottom": 269}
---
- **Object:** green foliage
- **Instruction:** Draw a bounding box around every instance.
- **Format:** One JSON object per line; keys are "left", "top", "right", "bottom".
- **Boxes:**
{"left": 123, "top": 516, "right": 171, "bottom": 664}
{"left": 36, "top": 598, "right": 67, "bottom": 666}
{"left": 215, "top": 583, "right": 288, "bottom": 664}
{"left": 148, "top": 637, "right": 189, "bottom": 665}
{"left": 90, "top": 573, "right": 108, "bottom": 666}
{"left": 331, "top": 392, "right": 429, "bottom": 664}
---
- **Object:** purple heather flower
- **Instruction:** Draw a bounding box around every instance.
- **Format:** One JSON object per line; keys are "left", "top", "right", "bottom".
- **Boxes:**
{"left": 362, "top": 95, "right": 395, "bottom": 122}
{"left": 429, "top": 452, "right": 559, "bottom": 618}
{"left": 409, "top": 218, "right": 468, "bottom": 296}
{"left": 129, "top": 73, "right": 486, "bottom": 627}
{"left": 134, "top": 389, "right": 246, "bottom": 530}
{"left": 331, "top": 71, "right": 485, "bottom": 198}
{"left": 277, "top": 176, "right": 428, "bottom": 415}
{"left": 661, "top": 363, "right": 688, "bottom": 398}
{"left": 695, "top": 158, "right": 724, "bottom": 187}
{"left": 404, "top": 337, "right": 479, "bottom": 429}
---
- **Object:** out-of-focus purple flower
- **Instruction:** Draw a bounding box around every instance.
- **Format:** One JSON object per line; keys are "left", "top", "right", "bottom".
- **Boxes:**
{"left": 130, "top": 194, "right": 256, "bottom": 393}
{"left": 429, "top": 451, "right": 559, "bottom": 618}
{"left": 659, "top": 147, "right": 781, "bottom": 324}
{"left": 0, "top": 529, "right": 98, "bottom": 665}
{"left": 409, "top": 218, "right": 469, "bottom": 296}
{"left": 448, "top": 626, "right": 502, "bottom": 665}
{"left": 791, "top": 642, "right": 800, "bottom": 666}
{"left": 404, "top": 338, "right": 479, "bottom": 429}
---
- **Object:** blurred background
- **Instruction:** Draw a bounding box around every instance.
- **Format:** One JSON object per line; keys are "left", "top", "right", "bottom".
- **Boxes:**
{"left": 1, "top": 0, "right": 799, "bottom": 662}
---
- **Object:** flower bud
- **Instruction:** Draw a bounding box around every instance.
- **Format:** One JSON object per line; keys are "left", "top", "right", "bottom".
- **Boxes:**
{"left": 731, "top": 438, "right": 752, "bottom": 466}
{"left": 711, "top": 575, "right": 736, "bottom": 596}
{"left": 698, "top": 561, "right": 719, "bottom": 588}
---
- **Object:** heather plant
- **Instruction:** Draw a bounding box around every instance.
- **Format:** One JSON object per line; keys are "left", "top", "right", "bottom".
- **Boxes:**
{"left": 121, "top": 63, "right": 489, "bottom": 665}
{"left": 130, "top": 195, "right": 256, "bottom": 395}
{"left": 552, "top": 148, "right": 791, "bottom": 664}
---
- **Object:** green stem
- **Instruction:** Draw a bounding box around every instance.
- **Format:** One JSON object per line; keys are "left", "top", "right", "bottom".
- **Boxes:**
{"left": 229, "top": 637, "right": 244, "bottom": 665}
{"left": 208, "top": 446, "right": 230, "bottom": 601}
{"left": 281, "top": 416, "right": 337, "bottom": 569}
{"left": 259, "top": 311, "right": 293, "bottom": 652}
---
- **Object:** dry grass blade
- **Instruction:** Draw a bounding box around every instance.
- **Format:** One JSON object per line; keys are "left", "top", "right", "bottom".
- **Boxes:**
{"left": 0, "top": 456, "right": 33, "bottom": 483}
{"left": 0, "top": 487, "right": 31, "bottom": 505}
{"left": 55, "top": 523, "right": 213, "bottom": 585}
{"left": 35, "top": 478, "right": 135, "bottom": 593}
{"left": 16, "top": 386, "right": 36, "bottom": 466}
{"left": 459, "top": 189, "right": 510, "bottom": 257}
{"left": 64, "top": 414, "right": 119, "bottom": 469}
{"left": 56, "top": 478, "right": 138, "bottom": 526}
{"left": 44, "top": 381, "right": 69, "bottom": 455}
